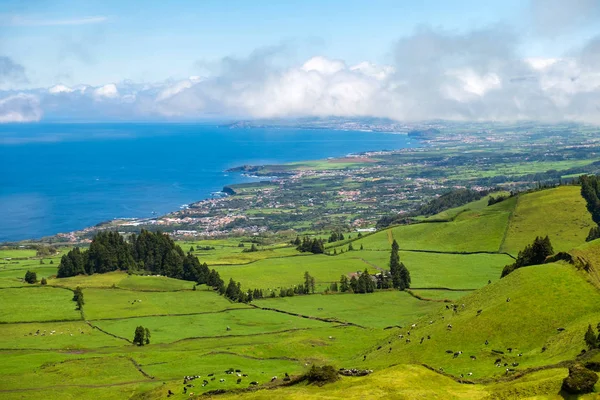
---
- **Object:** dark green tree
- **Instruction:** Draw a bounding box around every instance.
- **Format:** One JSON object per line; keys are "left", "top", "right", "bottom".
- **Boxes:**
{"left": 349, "top": 276, "right": 358, "bottom": 292}
{"left": 24, "top": 270, "right": 37, "bottom": 284}
{"left": 580, "top": 175, "right": 600, "bottom": 241}
{"left": 40, "top": 277, "right": 47, "bottom": 285}
{"left": 339, "top": 275, "right": 349, "bottom": 292}
{"left": 501, "top": 236, "right": 554, "bottom": 277}
{"left": 585, "top": 324, "right": 598, "bottom": 349}
{"left": 133, "top": 326, "right": 150, "bottom": 346}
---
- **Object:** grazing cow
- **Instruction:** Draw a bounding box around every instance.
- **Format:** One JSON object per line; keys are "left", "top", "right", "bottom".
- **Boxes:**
{"left": 494, "top": 358, "right": 502, "bottom": 364}
{"left": 250, "top": 381, "right": 258, "bottom": 386}
{"left": 220, "top": 379, "right": 225, "bottom": 383}
{"left": 399, "top": 335, "right": 404, "bottom": 339}
{"left": 427, "top": 335, "right": 431, "bottom": 340}
{"left": 242, "top": 374, "right": 248, "bottom": 377}
{"left": 470, "top": 355, "right": 476, "bottom": 360}
{"left": 557, "top": 327, "right": 565, "bottom": 332}
{"left": 446, "top": 350, "right": 454, "bottom": 354}
{"left": 226, "top": 326, "right": 231, "bottom": 331}
{"left": 468, "top": 372, "right": 472, "bottom": 376}
{"left": 485, "top": 340, "right": 489, "bottom": 345}
{"left": 506, "top": 297, "right": 510, "bottom": 302}
{"left": 411, "top": 323, "right": 416, "bottom": 328}
{"left": 208, "top": 373, "right": 214, "bottom": 377}
{"left": 420, "top": 337, "right": 424, "bottom": 344}
{"left": 518, "top": 353, "right": 523, "bottom": 357}
{"left": 477, "top": 309, "right": 482, "bottom": 315}
{"left": 453, "top": 352, "right": 460, "bottom": 358}
{"left": 377, "top": 346, "right": 382, "bottom": 350}
{"left": 406, "top": 339, "right": 411, "bottom": 343}
{"left": 168, "top": 389, "right": 174, "bottom": 395}
{"left": 388, "top": 347, "right": 392, "bottom": 353}
{"left": 363, "top": 355, "right": 367, "bottom": 361}
{"left": 235, "top": 369, "right": 241, "bottom": 372}
{"left": 512, "top": 362, "right": 519, "bottom": 367}
{"left": 183, "top": 387, "right": 187, "bottom": 394}
{"left": 237, "top": 378, "right": 242, "bottom": 384}
{"left": 507, "top": 348, "right": 512, "bottom": 353}
{"left": 542, "top": 346, "right": 547, "bottom": 353}
{"left": 271, "top": 376, "right": 277, "bottom": 382}
{"left": 203, "top": 380, "right": 208, "bottom": 385}
{"left": 447, "top": 324, "right": 453, "bottom": 329}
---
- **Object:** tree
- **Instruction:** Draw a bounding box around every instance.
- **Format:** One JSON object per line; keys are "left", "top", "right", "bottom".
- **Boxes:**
{"left": 348, "top": 243, "right": 354, "bottom": 251}
{"left": 72, "top": 286, "right": 84, "bottom": 309}
{"left": 389, "top": 240, "right": 402, "bottom": 289}
{"left": 304, "top": 271, "right": 313, "bottom": 293}
{"left": 24, "top": 270, "right": 37, "bottom": 284}
{"left": 585, "top": 324, "right": 598, "bottom": 349}
{"left": 349, "top": 276, "right": 358, "bottom": 292}
{"left": 398, "top": 262, "right": 411, "bottom": 290}
{"left": 501, "top": 236, "right": 554, "bottom": 277}
{"left": 339, "top": 275, "right": 349, "bottom": 292}
{"left": 360, "top": 244, "right": 364, "bottom": 250}
{"left": 133, "top": 326, "right": 150, "bottom": 346}
{"left": 40, "top": 277, "right": 47, "bottom": 285}
{"left": 330, "top": 282, "right": 338, "bottom": 292}
{"left": 580, "top": 175, "right": 600, "bottom": 241}
{"left": 189, "top": 246, "right": 195, "bottom": 253}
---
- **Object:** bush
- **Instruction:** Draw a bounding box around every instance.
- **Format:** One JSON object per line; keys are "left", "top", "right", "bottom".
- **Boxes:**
{"left": 40, "top": 277, "right": 47, "bottom": 285}
{"left": 304, "top": 365, "right": 339, "bottom": 385}
{"left": 562, "top": 364, "right": 598, "bottom": 394}
{"left": 24, "top": 270, "right": 37, "bottom": 284}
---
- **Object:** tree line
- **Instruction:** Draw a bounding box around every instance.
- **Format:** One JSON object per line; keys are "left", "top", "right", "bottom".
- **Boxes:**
{"left": 501, "top": 236, "right": 554, "bottom": 277}
{"left": 580, "top": 175, "right": 600, "bottom": 241}
{"left": 57, "top": 230, "right": 227, "bottom": 291}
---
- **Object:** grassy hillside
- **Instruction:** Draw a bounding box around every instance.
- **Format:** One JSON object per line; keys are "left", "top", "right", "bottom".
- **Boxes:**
{"left": 364, "top": 263, "right": 600, "bottom": 378}
{"left": 501, "top": 186, "right": 594, "bottom": 255}
{"left": 1, "top": 185, "right": 598, "bottom": 399}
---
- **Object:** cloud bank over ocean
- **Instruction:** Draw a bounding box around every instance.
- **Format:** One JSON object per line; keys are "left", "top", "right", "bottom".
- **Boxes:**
{"left": 1, "top": 1, "right": 599, "bottom": 124}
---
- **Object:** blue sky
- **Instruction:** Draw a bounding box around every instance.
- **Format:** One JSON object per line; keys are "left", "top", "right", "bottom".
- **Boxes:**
{"left": 2, "top": 0, "right": 597, "bottom": 87}
{"left": 0, "top": 0, "right": 599, "bottom": 123}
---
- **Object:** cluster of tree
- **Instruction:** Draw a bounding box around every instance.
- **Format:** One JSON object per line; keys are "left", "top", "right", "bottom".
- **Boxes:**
{"left": 24, "top": 270, "right": 37, "bottom": 284}
{"left": 133, "top": 326, "right": 151, "bottom": 346}
{"left": 584, "top": 323, "right": 600, "bottom": 349}
{"left": 242, "top": 243, "right": 259, "bottom": 253}
{"left": 501, "top": 236, "right": 554, "bottom": 277}
{"left": 389, "top": 240, "right": 411, "bottom": 290}
{"left": 328, "top": 231, "right": 345, "bottom": 243}
{"left": 580, "top": 175, "right": 600, "bottom": 241}
{"left": 57, "top": 231, "right": 218, "bottom": 288}
{"left": 222, "top": 278, "right": 264, "bottom": 303}
{"left": 349, "top": 269, "right": 377, "bottom": 294}
{"left": 377, "top": 189, "right": 493, "bottom": 228}
{"left": 304, "top": 364, "right": 339, "bottom": 384}
{"left": 488, "top": 194, "right": 510, "bottom": 206}
{"left": 35, "top": 245, "right": 55, "bottom": 257}
{"left": 192, "top": 245, "right": 215, "bottom": 251}
{"left": 72, "top": 286, "right": 84, "bottom": 310}
{"left": 296, "top": 237, "right": 325, "bottom": 254}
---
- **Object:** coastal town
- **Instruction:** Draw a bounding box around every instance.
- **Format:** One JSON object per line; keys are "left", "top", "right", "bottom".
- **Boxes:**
{"left": 23, "top": 121, "right": 600, "bottom": 245}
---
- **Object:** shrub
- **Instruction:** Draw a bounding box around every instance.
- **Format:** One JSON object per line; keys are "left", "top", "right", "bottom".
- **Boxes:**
{"left": 40, "top": 277, "right": 47, "bottom": 285}
{"left": 24, "top": 270, "right": 37, "bottom": 284}
{"left": 304, "top": 365, "right": 339, "bottom": 385}
{"left": 562, "top": 364, "right": 598, "bottom": 394}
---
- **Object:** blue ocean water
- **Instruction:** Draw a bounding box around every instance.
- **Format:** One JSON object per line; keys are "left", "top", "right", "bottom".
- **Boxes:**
{"left": 0, "top": 123, "right": 418, "bottom": 242}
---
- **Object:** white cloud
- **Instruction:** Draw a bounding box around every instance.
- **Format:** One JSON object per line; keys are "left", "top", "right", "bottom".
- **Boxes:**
{"left": 49, "top": 84, "right": 74, "bottom": 94}
{"left": 93, "top": 83, "right": 118, "bottom": 99}
{"left": 0, "top": 94, "right": 42, "bottom": 122}
{"left": 3, "top": 27, "right": 600, "bottom": 124}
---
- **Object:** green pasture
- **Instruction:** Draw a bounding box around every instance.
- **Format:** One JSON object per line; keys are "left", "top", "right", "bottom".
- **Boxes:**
{"left": 92, "top": 308, "right": 330, "bottom": 344}
{"left": 349, "top": 207, "right": 511, "bottom": 253}
{"left": 215, "top": 252, "right": 379, "bottom": 292}
{"left": 48, "top": 271, "right": 195, "bottom": 291}
{"left": 365, "top": 264, "right": 600, "bottom": 378}
{"left": 254, "top": 291, "right": 440, "bottom": 328}
{"left": 0, "top": 320, "right": 126, "bottom": 349}
{"left": 0, "top": 287, "right": 81, "bottom": 323}
{"left": 501, "top": 186, "right": 594, "bottom": 255}
{"left": 357, "top": 251, "right": 511, "bottom": 289}
{"left": 84, "top": 287, "right": 248, "bottom": 320}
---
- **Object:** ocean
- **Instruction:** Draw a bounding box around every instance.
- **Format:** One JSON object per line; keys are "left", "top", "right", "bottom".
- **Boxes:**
{"left": 0, "top": 123, "right": 418, "bottom": 242}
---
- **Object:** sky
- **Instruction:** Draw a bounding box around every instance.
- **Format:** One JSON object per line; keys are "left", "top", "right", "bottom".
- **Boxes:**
{"left": 0, "top": 0, "right": 599, "bottom": 123}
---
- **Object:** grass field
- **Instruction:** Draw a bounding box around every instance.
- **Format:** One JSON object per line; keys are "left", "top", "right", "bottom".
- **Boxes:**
{"left": 84, "top": 287, "right": 249, "bottom": 319}
{"left": 0, "top": 287, "right": 81, "bottom": 323}
{"left": 501, "top": 186, "right": 594, "bottom": 255}
{"left": 215, "top": 252, "right": 380, "bottom": 292}
{"left": 0, "top": 185, "right": 598, "bottom": 399}
{"left": 92, "top": 309, "right": 331, "bottom": 344}
{"left": 254, "top": 291, "right": 441, "bottom": 328}
{"left": 349, "top": 206, "right": 511, "bottom": 253}
{"left": 364, "top": 263, "right": 600, "bottom": 378}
